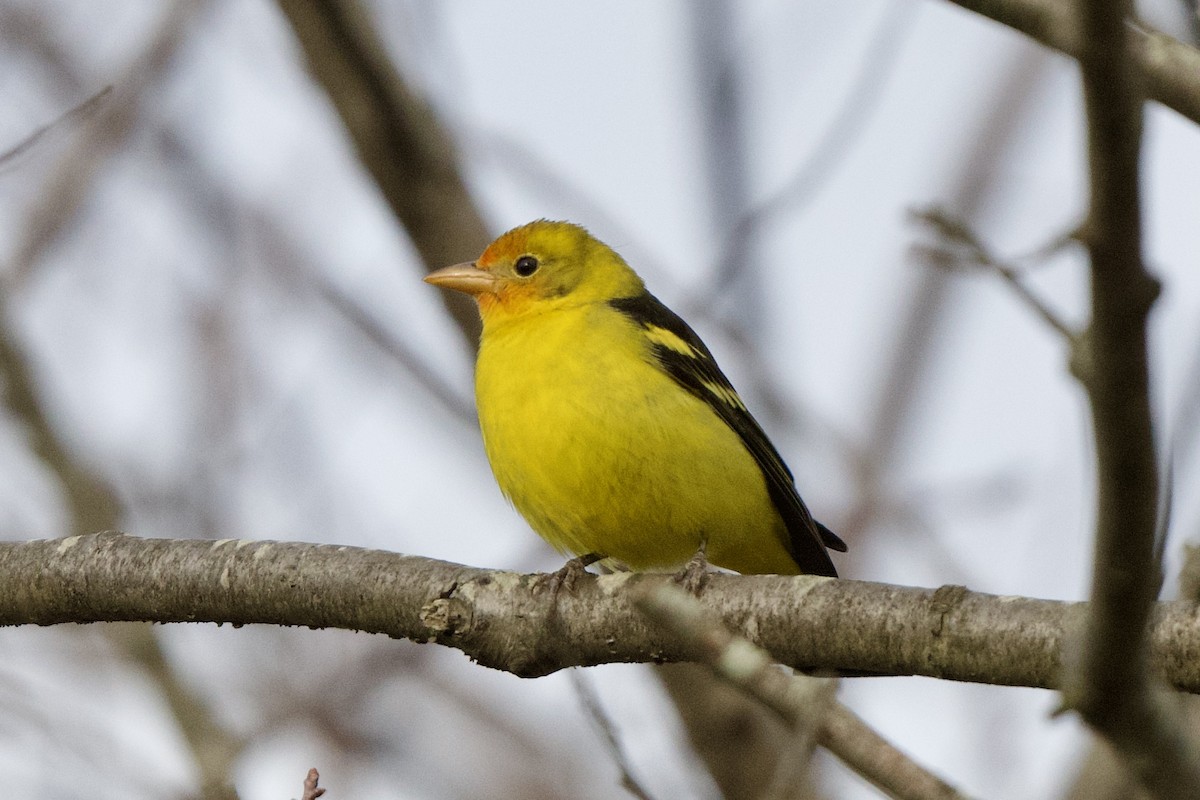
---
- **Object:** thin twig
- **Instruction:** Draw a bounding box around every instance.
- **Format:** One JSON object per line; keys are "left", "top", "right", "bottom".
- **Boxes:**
{"left": 4, "top": 2, "right": 208, "bottom": 291}
{"left": 0, "top": 85, "right": 111, "bottom": 171}
{"left": 840, "top": 49, "right": 1050, "bottom": 546}
{"left": 570, "top": 670, "right": 656, "bottom": 800}
{"left": 709, "top": 0, "right": 919, "bottom": 294}
{"left": 315, "top": 280, "right": 476, "bottom": 425}
{"left": 822, "top": 704, "right": 973, "bottom": 800}
{"left": 911, "top": 207, "right": 1077, "bottom": 341}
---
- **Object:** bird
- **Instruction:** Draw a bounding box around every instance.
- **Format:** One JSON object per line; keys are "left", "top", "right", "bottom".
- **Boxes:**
{"left": 424, "top": 220, "right": 845, "bottom": 578}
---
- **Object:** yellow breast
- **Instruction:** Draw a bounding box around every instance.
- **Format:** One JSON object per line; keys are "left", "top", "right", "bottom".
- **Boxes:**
{"left": 475, "top": 302, "right": 799, "bottom": 574}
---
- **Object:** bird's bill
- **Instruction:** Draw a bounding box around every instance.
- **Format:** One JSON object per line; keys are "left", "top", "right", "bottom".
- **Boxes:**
{"left": 424, "top": 262, "right": 501, "bottom": 296}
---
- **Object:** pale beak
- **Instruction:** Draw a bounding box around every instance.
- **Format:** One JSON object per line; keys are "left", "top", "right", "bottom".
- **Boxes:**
{"left": 424, "top": 262, "right": 501, "bottom": 296}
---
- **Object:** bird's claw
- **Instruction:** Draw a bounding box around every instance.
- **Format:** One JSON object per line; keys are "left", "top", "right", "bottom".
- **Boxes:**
{"left": 534, "top": 553, "right": 603, "bottom": 596}
{"left": 672, "top": 543, "right": 711, "bottom": 595}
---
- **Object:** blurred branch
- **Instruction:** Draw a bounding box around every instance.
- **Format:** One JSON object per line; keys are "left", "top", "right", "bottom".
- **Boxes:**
{"left": 0, "top": 1, "right": 201, "bottom": 533}
{"left": 1180, "top": 545, "right": 1200, "bottom": 603}
{"left": 2, "top": 2, "right": 205, "bottom": 291}
{"left": 942, "top": 0, "right": 1200, "bottom": 124}
{"left": 154, "top": 123, "right": 479, "bottom": 433}
{"left": 637, "top": 584, "right": 972, "bottom": 800}
{"left": 842, "top": 50, "right": 1049, "bottom": 547}
{"left": 1063, "top": 740, "right": 1150, "bottom": 800}
{"left": 237, "top": 198, "right": 478, "bottom": 425}
{"left": 709, "top": 0, "right": 917, "bottom": 295}
{"left": 690, "top": 0, "right": 764, "bottom": 336}
{"left": 570, "top": 671, "right": 656, "bottom": 800}
{"left": 646, "top": 584, "right": 829, "bottom": 800}
{"left": 0, "top": 329, "right": 121, "bottom": 534}
{"left": 822, "top": 703, "right": 971, "bottom": 800}
{"left": 657, "top": 663, "right": 802, "bottom": 799}
{"left": 683, "top": 0, "right": 917, "bottom": 432}
{"left": 1056, "top": 0, "right": 1200, "bottom": 795}
{"left": 0, "top": 293, "right": 242, "bottom": 799}
{"left": 0, "top": 86, "right": 111, "bottom": 171}
{"left": 275, "top": 0, "right": 491, "bottom": 348}
{"left": 314, "top": 279, "right": 476, "bottom": 424}
{"left": 112, "top": 623, "right": 244, "bottom": 800}
{"left": 910, "top": 207, "right": 1077, "bottom": 341}
{"left": 8, "top": 533, "right": 1200, "bottom": 693}
{"left": 637, "top": 583, "right": 834, "bottom": 754}
{"left": 0, "top": 7, "right": 247, "bottom": 797}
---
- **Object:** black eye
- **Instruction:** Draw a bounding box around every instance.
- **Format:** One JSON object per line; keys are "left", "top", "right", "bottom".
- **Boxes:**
{"left": 514, "top": 255, "right": 539, "bottom": 277}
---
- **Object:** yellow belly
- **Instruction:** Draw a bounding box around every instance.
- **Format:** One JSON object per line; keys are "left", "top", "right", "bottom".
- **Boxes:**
{"left": 475, "top": 304, "right": 799, "bottom": 575}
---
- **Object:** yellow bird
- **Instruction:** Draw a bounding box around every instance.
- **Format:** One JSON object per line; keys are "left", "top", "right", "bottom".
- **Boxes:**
{"left": 425, "top": 220, "right": 845, "bottom": 577}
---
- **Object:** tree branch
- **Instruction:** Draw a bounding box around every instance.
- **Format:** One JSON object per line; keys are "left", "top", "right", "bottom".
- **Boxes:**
{"left": 6, "top": 533, "right": 1200, "bottom": 694}
{"left": 275, "top": 0, "right": 491, "bottom": 347}
{"left": 1057, "top": 0, "right": 1200, "bottom": 794}
{"left": 910, "top": 206, "right": 1077, "bottom": 342}
{"left": 942, "top": 0, "right": 1200, "bottom": 125}
{"left": 636, "top": 583, "right": 971, "bottom": 800}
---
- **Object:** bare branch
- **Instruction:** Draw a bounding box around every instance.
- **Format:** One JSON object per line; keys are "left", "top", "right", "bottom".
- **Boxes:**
{"left": 0, "top": 86, "right": 111, "bottom": 171}
{"left": 570, "top": 671, "right": 656, "bottom": 800}
{"left": 7, "top": 533, "right": 1200, "bottom": 693}
{"left": 635, "top": 583, "right": 971, "bottom": 800}
{"left": 275, "top": 0, "right": 491, "bottom": 347}
{"left": 315, "top": 279, "right": 476, "bottom": 425}
{"left": 710, "top": 0, "right": 918, "bottom": 295}
{"left": 1057, "top": 0, "right": 1200, "bottom": 795}
{"left": 822, "top": 704, "right": 971, "bottom": 800}
{"left": 3, "top": 2, "right": 208, "bottom": 291}
{"left": 942, "top": 0, "right": 1200, "bottom": 125}
{"left": 911, "top": 207, "right": 1077, "bottom": 341}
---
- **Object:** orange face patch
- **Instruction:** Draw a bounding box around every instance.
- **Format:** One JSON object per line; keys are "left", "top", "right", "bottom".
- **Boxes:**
{"left": 477, "top": 278, "right": 540, "bottom": 318}
{"left": 478, "top": 226, "right": 530, "bottom": 270}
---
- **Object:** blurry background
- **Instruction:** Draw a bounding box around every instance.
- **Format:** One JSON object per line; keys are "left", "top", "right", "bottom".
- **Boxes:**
{"left": 1, "top": 1, "right": 1199, "bottom": 798}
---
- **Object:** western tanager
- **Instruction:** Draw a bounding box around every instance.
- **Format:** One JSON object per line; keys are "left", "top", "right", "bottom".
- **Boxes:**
{"left": 425, "top": 220, "right": 845, "bottom": 577}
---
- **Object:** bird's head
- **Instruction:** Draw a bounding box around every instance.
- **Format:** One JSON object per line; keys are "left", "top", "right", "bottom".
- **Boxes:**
{"left": 425, "top": 220, "right": 644, "bottom": 320}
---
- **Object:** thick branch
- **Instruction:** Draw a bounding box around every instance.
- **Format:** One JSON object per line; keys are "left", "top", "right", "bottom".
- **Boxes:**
{"left": 1060, "top": 0, "right": 1200, "bottom": 794}
{"left": 5, "top": 533, "right": 1200, "bottom": 692}
{"left": 943, "top": 0, "right": 1200, "bottom": 125}
{"left": 1075, "top": 0, "right": 1158, "bottom": 689}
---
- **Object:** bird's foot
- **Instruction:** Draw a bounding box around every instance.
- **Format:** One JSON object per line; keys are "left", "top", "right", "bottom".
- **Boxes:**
{"left": 672, "top": 542, "right": 711, "bottom": 595}
{"left": 534, "top": 553, "right": 603, "bottom": 596}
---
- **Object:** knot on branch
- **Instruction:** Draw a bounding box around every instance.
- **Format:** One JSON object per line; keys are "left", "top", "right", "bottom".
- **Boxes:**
{"left": 928, "top": 584, "right": 969, "bottom": 636}
{"left": 419, "top": 593, "right": 473, "bottom": 641}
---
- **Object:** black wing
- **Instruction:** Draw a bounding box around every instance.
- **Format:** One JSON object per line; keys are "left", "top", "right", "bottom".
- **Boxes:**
{"left": 609, "top": 292, "right": 846, "bottom": 577}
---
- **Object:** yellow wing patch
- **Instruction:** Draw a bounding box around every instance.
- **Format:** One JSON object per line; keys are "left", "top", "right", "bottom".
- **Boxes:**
{"left": 643, "top": 324, "right": 701, "bottom": 357}
{"left": 644, "top": 324, "right": 748, "bottom": 412}
{"left": 702, "top": 380, "right": 748, "bottom": 412}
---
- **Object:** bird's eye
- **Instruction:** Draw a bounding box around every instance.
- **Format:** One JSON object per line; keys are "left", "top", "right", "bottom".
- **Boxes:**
{"left": 514, "top": 255, "right": 539, "bottom": 277}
